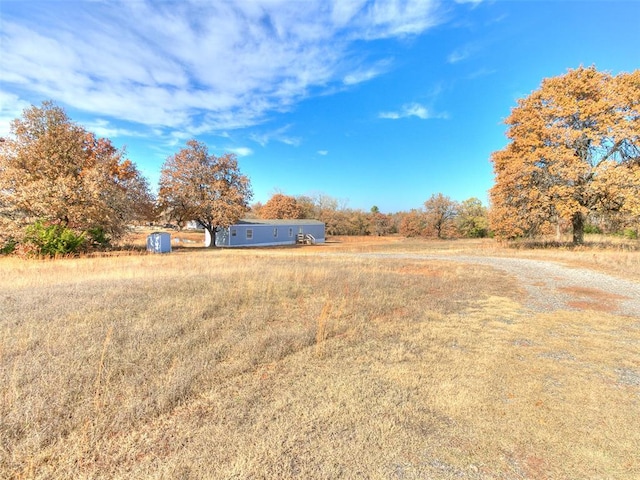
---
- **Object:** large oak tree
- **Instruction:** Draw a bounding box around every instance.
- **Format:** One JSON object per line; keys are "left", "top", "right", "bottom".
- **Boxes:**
{"left": 158, "top": 140, "right": 252, "bottom": 246}
{"left": 490, "top": 66, "right": 640, "bottom": 244}
{"left": 0, "top": 102, "right": 153, "bottom": 244}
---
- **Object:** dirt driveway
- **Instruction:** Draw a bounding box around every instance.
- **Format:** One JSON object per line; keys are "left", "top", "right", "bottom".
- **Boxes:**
{"left": 335, "top": 252, "right": 640, "bottom": 318}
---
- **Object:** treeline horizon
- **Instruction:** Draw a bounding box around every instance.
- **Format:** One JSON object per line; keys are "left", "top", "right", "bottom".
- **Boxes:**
{"left": 0, "top": 102, "right": 494, "bottom": 256}
{"left": 2, "top": 64, "right": 639, "bottom": 257}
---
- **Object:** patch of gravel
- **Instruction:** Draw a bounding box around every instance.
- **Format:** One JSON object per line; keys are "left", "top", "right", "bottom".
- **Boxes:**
{"left": 335, "top": 252, "right": 640, "bottom": 317}
{"left": 437, "top": 255, "right": 640, "bottom": 316}
{"left": 538, "top": 350, "right": 576, "bottom": 362}
{"left": 615, "top": 368, "right": 640, "bottom": 387}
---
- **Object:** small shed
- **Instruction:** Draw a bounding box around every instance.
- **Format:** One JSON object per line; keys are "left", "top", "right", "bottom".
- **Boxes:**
{"left": 146, "top": 232, "right": 172, "bottom": 253}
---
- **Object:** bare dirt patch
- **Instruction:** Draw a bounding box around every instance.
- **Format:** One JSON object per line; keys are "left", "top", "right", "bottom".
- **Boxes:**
{"left": 558, "top": 286, "right": 630, "bottom": 313}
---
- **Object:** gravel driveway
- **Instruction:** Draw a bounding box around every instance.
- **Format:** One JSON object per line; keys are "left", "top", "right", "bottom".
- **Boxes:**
{"left": 340, "top": 252, "right": 640, "bottom": 318}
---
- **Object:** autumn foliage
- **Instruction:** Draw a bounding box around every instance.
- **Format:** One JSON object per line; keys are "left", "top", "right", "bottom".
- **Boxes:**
{"left": 490, "top": 66, "right": 640, "bottom": 244}
{"left": 395, "top": 195, "right": 488, "bottom": 239}
{"left": 158, "top": 140, "right": 252, "bottom": 246}
{"left": 423, "top": 193, "right": 458, "bottom": 238}
{"left": 398, "top": 209, "right": 427, "bottom": 237}
{"left": 0, "top": 102, "right": 154, "bottom": 253}
{"left": 259, "top": 193, "right": 304, "bottom": 219}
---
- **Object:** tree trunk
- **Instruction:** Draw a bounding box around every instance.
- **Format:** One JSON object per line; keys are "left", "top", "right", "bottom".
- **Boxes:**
{"left": 572, "top": 212, "right": 584, "bottom": 245}
{"left": 205, "top": 226, "right": 217, "bottom": 247}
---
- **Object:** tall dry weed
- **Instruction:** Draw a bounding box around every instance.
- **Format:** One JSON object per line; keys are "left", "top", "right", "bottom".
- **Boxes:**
{"left": 315, "top": 302, "right": 331, "bottom": 358}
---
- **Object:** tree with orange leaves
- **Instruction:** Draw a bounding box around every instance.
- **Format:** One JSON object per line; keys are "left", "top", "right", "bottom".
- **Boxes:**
{"left": 0, "top": 101, "right": 153, "bottom": 247}
{"left": 490, "top": 66, "right": 640, "bottom": 244}
{"left": 398, "top": 209, "right": 427, "bottom": 237}
{"left": 259, "top": 193, "right": 304, "bottom": 219}
{"left": 424, "top": 193, "right": 458, "bottom": 238}
{"left": 158, "top": 140, "right": 252, "bottom": 247}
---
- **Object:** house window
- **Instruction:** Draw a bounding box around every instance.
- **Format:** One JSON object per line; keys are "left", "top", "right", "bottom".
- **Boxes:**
{"left": 246, "top": 229, "right": 253, "bottom": 240}
{"left": 273, "top": 228, "right": 278, "bottom": 238}
{"left": 231, "top": 229, "right": 237, "bottom": 237}
{"left": 289, "top": 228, "right": 293, "bottom": 237}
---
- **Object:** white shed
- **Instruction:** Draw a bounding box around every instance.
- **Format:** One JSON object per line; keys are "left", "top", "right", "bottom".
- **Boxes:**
{"left": 146, "top": 232, "right": 172, "bottom": 253}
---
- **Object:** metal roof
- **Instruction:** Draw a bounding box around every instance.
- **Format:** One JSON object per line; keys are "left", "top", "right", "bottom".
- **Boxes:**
{"left": 234, "top": 219, "right": 324, "bottom": 226}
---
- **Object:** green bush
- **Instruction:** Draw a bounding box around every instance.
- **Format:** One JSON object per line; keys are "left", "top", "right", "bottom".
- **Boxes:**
{"left": 86, "top": 226, "right": 111, "bottom": 249}
{"left": 23, "top": 220, "right": 86, "bottom": 257}
{"left": 583, "top": 224, "right": 602, "bottom": 234}
{"left": 466, "top": 224, "right": 489, "bottom": 238}
{"left": 0, "top": 238, "right": 17, "bottom": 255}
{"left": 613, "top": 228, "right": 639, "bottom": 240}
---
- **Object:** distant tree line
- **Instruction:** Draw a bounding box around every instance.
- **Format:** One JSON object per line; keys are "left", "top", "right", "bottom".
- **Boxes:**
{"left": 2, "top": 65, "right": 638, "bottom": 258}
{"left": 249, "top": 191, "right": 489, "bottom": 239}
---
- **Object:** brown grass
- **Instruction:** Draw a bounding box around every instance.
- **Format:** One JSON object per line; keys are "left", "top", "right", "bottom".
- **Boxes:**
{"left": 1, "top": 238, "right": 639, "bottom": 479}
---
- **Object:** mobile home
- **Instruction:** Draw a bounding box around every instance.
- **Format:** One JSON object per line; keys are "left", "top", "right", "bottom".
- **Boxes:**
{"left": 205, "top": 219, "right": 325, "bottom": 247}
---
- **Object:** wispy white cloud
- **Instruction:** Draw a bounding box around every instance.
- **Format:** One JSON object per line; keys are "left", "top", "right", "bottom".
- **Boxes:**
{"left": 358, "top": 0, "right": 443, "bottom": 39}
{"left": 84, "top": 119, "right": 147, "bottom": 139}
{"left": 318, "top": 150, "right": 329, "bottom": 156}
{"left": 447, "top": 49, "right": 469, "bottom": 64}
{"left": 455, "top": 0, "right": 484, "bottom": 5}
{"left": 379, "top": 102, "right": 444, "bottom": 120}
{"left": 405, "top": 104, "right": 430, "bottom": 119}
{"left": 378, "top": 111, "right": 401, "bottom": 120}
{"left": 280, "top": 137, "right": 302, "bottom": 147}
{"left": 0, "top": 0, "right": 447, "bottom": 136}
{"left": 250, "top": 124, "right": 301, "bottom": 147}
{"left": 344, "top": 68, "right": 381, "bottom": 86}
{"left": 343, "top": 59, "right": 393, "bottom": 85}
{"left": 447, "top": 41, "right": 482, "bottom": 64}
{"left": 331, "top": 0, "right": 369, "bottom": 27}
{"left": 229, "top": 147, "right": 254, "bottom": 157}
{"left": 467, "top": 68, "right": 496, "bottom": 79}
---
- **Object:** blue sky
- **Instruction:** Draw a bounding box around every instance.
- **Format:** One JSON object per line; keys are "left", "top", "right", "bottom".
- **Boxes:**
{"left": 1, "top": 1, "right": 639, "bottom": 213}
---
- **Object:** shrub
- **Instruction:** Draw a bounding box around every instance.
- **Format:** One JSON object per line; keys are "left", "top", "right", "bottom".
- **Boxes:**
{"left": 583, "top": 224, "right": 602, "bottom": 234}
{"left": 613, "top": 228, "right": 639, "bottom": 240}
{"left": 0, "top": 238, "right": 17, "bottom": 255}
{"left": 463, "top": 223, "right": 489, "bottom": 238}
{"left": 85, "top": 226, "right": 112, "bottom": 250}
{"left": 23, "top": 220, "right": 86, "bottom": 257}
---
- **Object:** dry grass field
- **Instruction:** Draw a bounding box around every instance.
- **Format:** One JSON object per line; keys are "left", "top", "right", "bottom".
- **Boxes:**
{"left": 1, "top": 235, "right": 639, "bottom": 479}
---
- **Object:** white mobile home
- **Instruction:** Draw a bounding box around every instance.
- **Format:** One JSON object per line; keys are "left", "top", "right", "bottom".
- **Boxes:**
{"left": 205, "top": 219, "right": 325, "bottom": 247}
